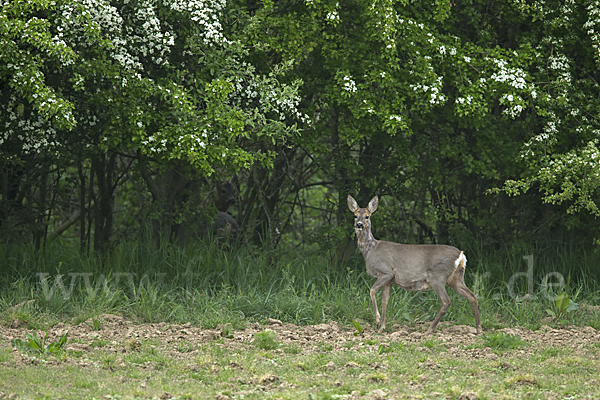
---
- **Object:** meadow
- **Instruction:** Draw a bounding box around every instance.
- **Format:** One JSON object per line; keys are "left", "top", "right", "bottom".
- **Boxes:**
{"left": 1, "top": 239, "right": 599, "bottom": 399}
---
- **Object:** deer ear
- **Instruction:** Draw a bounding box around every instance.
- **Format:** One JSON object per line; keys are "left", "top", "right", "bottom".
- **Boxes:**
{"left": 347, "top": 195, "right": 359, "bottom": 212}
{"left": 367, "top": 196, "right": 379, "bottom": 213}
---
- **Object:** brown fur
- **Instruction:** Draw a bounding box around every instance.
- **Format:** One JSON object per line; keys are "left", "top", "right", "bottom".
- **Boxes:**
{"left": 215, "top": 181, "right": 236, "bottom": 212}
{"left": 348, "top": 195, "right": 482, "bottom": 334}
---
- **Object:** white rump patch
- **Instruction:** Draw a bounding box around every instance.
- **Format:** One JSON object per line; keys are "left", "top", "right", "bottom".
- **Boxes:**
{"left": 454, "top": 251, "right": 467, "bottom": 269}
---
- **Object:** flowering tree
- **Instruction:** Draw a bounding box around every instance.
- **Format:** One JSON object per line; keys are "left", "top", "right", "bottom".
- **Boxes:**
{"left": 250, "top": 0, "right": 542, "bottom": 247}
{"left": 4, "top": 0, "right": 600, "bottom": 251}
{"left": 1, "top": 0, "right": 307, "bottom": 248}
{"left": 501, "top": 1, "right": 600, "bottom": 217}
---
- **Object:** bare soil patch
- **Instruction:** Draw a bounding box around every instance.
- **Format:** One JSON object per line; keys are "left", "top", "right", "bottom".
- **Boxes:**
{"left": 1, "top": 316, "right": 600, "bottom": 400}
{"left": 1, "top": 314, "right": 599, "bottom": 361}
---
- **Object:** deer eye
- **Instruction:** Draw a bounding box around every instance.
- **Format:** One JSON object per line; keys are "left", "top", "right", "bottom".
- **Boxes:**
{"left": 365, "top": 216, "right": 369, "bottom": 219}
{"left": 354, "top": 215, "right": 357, "bottom": 218}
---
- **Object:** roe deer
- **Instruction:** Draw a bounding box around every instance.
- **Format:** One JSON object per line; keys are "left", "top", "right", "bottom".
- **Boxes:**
{"left": 215, "top": 181, "right": 236, "bottom": 212}
{"left": 181, "top": 181, "right": 238, "bottom": 244}
{"left": 208, "top": 211, "right": 238, "bottom": 240}
{"left": 204, "top": 181, "right": 238, "bottom": 241}
{"left": 347, "top": 195, "right": 482, "bottom": 334}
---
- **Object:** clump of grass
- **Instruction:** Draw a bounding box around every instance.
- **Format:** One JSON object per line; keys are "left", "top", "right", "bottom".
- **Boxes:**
{"left": 367, "top": 373, "right": 387, "bottom": 382}
{"left": 253, "top": 329, "right": 279, "bottom": 350}
{"left": 284, "top": 343, "right": 301, "bottom": 354}
{"left": 482, "top": 331, "right": 528, "bottom": 350}
{"left": 377, "top": 342, "right": 405, "bottom": 354}
{"left": 175, "top": 340, "right": 197, "bottom": 353}
{"left": 319, "top": 343, "right": 333, "bottom": 351}
{"left": 90, "top": 337, "right": 110, "bottom": 348}
{"left": 220, "top": 323, "right": 234, "bottom": 339}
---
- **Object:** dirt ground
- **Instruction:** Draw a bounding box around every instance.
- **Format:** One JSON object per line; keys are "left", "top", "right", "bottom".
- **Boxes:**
{"left": 2, "top": 315, "right": 600, "bottom": 400}
{"left": 2, "top": 314, "right": 599, "bottom": 364}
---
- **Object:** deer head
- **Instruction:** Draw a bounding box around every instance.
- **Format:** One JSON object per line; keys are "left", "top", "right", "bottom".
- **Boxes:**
{"left": 347, "top": 195, "right": 379, "bottom": 231}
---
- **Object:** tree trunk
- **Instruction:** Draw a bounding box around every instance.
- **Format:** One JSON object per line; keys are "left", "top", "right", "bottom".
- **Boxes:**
{"left": 330, "top": 109, "right": 356, "bottom": 265}
{"left": 34, "top": 165, "right": 47, "bottom": 251}
{"left": 92, "top": 153, "right": 116, "bottom": 254}
{"left": 77, "top": 161, "right": 87, "bottom": 253}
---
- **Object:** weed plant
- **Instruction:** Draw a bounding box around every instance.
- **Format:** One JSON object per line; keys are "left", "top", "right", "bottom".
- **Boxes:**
{"left": 253, "top": 330, "right": 279, "bottom": 350}
{"left": 481, "top": 331, "right": 529, "bottom": 351}
{"left": 11, "top": 331, "right": 68, "bottom": 358}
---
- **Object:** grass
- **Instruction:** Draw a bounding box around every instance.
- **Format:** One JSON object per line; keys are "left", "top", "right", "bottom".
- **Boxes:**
{"left": 0, "top": 238, "right": 600, "bottom": 332}
{"left": 1, "top": 327, "right": 599, "bottom": 399}
{"left": 0, "top": 238, "right": 598, "bottom": 398}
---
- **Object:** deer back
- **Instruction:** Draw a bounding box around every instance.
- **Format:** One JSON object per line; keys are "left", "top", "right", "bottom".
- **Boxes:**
{"left": 366, "top": 242, "right": 461, "bottom": 289}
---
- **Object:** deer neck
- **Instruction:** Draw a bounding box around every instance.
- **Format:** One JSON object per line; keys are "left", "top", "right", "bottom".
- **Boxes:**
{"left": 355, "top": 227, "right": 379, "bottom": 259}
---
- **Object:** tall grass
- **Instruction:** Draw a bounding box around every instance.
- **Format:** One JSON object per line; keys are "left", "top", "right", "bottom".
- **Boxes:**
{"left": 1, "top": 237, "right": 599, "bottom": 330}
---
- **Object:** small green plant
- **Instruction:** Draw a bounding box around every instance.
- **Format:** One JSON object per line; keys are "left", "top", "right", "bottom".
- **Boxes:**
{"left": 352, "top": 319, "right": 364, "bottom": 337}
{"left": 343, "top": 341, "right": 358, "bottom": 349}
{"left": 377, "top": 342, "right": 405, "bottom": 354}
{"left": 422, "top": 339, "right": 436, "bottom": 349}
{"left": 482, "top": 331, "right": 528, "bottom": 351}
{"left": 175, "top": 340, "right": 197, "bottom": 353}
{"left": 320, "top": 343, "right": 333, "bottom": 351}
{"left": 377, "top": 342, "right": 402, "bottom": 355}
{"left": 90, "top": 337, "right": 110, "bottom": 348}
{"left": 220, "top": 324, "right": 234, "bottom": 339}
{"left": 11, "top": 332, "right": 68, "bottom": 357}
{"left": 402, "top": 307, "right": 423, "bottom": 323}
{"left": 367, "top": 372, "right": 388, "bottom": 382}
{"left": 546, "top": 292, "right": 579, "bottom": 324}
{"left": 86, "top": 315, "right": 104, "bottom": 331}
{"left": 253, "top": 329, "right": 279, "bottom": 350}
{"left": 99, "top": 353, "right": 117, "bottom": 369}
{"left": 284, "top": 343, "right": 301, "bottom": 354}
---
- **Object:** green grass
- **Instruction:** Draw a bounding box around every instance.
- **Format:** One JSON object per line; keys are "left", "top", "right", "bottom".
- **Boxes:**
{"left": 479, "top": 331, "right": 529, "bottom": 351}
{"left": 253, "top": 330, "right": 279, "bottom": 350}
{"left": 1, "top": 238, "right": 600, "bottom": 333}
{"left": 1, "top": 329, "right": 599, "bottom": 400}
{"left": 1, "top": 238, "right": 598, "bottom": 399}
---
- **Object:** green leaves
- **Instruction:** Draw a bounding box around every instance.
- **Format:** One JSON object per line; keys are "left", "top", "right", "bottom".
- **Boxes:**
{"left": 482, "top": 331, "right": 528, "bottom": 351}
{"left": 254, "top": 329, "right": 279, "bottom": 350}
{"left": 546, "top": 292, "right": 580, "bottom": 325}
{"left": 352, "top": 319, "right": 364, "bottom": 337}
{"left": 1, "top": 0, "right": 82, "bottom": 131}
{"left": 11, "top": 332, "right": 68, "bottom": 357}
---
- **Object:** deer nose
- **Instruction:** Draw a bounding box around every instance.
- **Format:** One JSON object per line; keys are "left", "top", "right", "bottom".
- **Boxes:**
{"left": 356, "top": 222, "right": 363, "bottom": 229}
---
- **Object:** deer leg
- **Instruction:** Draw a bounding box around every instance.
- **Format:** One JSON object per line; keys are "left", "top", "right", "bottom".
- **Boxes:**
{"left": 428, "top": 283, "right": 451, "bottom": 334}
{"left": 370, "top": 275, "right": 393, "bottom": 330}
{"left": 448, "top": 279, "right": 482, "bottom": 334}
{"left": 379, "top": 284, "right": 392, "bottom": 333}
